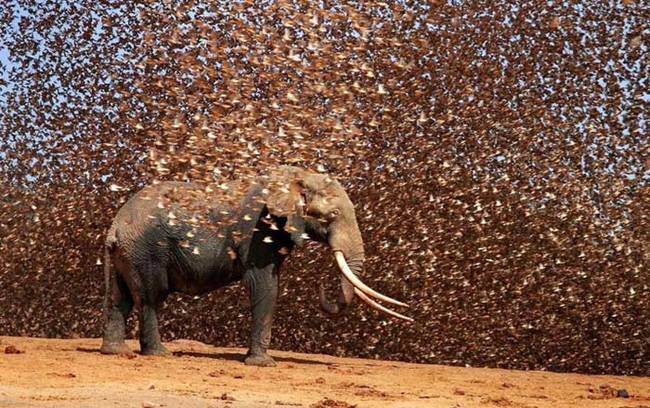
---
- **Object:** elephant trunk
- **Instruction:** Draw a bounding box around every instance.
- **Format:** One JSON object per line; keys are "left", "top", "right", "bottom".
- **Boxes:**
{"left": 318, "top": 276, "right": 355, "bottom": 315}
{"left": 318, "top": 210, "right": 412, "bottom": 321}
{"left": 320, "top": 217, "right": 412, "bottom": 321}
{"left": 318, "top": 255, "right": 360, "bottom": 315}
{"left": 319, "top": 215, "right": 366, "bottom": 316}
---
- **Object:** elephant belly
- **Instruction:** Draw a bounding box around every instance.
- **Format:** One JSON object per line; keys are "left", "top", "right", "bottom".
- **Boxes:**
{"left": 166, "top": 238, "right": 245, "bottom": 295}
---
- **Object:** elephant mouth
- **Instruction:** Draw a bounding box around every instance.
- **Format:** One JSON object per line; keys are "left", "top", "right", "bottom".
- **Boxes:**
{"left": 333, "top": 251, "right": 413, "bottom": 322}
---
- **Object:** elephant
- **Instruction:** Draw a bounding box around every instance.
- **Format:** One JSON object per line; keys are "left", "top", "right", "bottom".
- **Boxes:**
{"left": 100, "top": 166, "right": 411, "bottom": 366}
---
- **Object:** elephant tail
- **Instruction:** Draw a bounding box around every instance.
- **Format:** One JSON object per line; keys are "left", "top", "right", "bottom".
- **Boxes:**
{"left": 102, "top": 228, "right": 117, "bottom": 322}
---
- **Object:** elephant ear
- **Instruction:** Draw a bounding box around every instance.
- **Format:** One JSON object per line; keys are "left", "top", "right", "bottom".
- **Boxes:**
{"left": 265, "top": 166, "right": 306, "bottom": 217}
{"left": 265, "top": 166, "right": 308, "bottom": 245}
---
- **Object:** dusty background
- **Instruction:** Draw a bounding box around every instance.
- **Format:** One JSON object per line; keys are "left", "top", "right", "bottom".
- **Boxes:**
{"left": 0, "top": 1, "right": 648, "bottom": 376}
{"left": 1, "top": 336, "right": 649, "bottom": 408}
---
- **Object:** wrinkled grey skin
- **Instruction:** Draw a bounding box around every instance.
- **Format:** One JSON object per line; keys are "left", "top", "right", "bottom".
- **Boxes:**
{"left": 100, "top": 166, "right": 364, "bottom": 366}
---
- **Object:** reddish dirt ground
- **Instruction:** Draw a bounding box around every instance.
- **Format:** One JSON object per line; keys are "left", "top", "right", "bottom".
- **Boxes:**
{"left": 0, "top": 337, "right": 648, "bottom": 408}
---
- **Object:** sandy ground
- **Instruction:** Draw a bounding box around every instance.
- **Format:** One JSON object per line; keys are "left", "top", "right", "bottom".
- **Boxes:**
{"left": 0, "top": 337, "right": 648, "bottom": 408}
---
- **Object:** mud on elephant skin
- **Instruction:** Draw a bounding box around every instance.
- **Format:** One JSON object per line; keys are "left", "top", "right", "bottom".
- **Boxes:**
{"left": 100, "top": 166, "right": 411, "bottom": 366}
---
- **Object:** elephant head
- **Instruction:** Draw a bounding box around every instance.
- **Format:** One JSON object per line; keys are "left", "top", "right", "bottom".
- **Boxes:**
{"left": 263, "top": 166, "right": 411, "bottom": 321}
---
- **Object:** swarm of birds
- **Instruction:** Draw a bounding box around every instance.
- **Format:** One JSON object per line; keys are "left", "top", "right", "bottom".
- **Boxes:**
{"left": 0, "top": 1, "right": 647, "bottom": 375}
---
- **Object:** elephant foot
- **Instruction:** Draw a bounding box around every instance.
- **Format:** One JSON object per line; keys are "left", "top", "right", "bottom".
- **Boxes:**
{"left": 140, "top": 344, "right": 171, "bottom": 356}
{"left": 100, "top": 341, "right": 134, "bottom": 356}
{"left": 244, "top": 352, "right": 276, "bottom": 367}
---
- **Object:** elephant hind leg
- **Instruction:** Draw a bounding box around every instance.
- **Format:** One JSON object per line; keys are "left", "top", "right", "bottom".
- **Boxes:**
{"left": 138, "top": 302, "right": 169, "bottom": 356}
{"left": 137, "top": 261, "right": 170, "bottom": 356}
{"left": 100, "top": 267, "right": 134, "bottom": 355}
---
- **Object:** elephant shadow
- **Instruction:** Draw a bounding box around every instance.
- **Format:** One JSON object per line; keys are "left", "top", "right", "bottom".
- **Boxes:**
{"left": 172, "top": 350, "right": 332, "bottom": 366}
{"left": 76, "top": 347, "right": 331, "bottom": 366}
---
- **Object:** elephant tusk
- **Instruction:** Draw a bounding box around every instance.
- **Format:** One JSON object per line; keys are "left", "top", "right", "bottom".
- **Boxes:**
{"left": 354, "top": 288, "right": 414, "bottom": 322}
{"left": 334, "top": 251, "right": 409, "bottom": 308}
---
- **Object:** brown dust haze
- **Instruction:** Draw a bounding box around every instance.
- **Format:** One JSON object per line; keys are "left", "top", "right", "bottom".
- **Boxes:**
{"left": 0, "top": 1, "right": 647, "bottom": 375}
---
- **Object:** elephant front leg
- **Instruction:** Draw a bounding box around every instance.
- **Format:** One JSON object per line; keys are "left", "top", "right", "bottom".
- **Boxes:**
{"left": 243, "top": 265, "right": 278, "bottom": 367}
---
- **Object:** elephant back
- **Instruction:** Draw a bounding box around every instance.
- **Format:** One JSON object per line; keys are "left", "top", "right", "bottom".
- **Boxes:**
{"left": 108, "top": 181, "right": 203, "bottom": 253}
